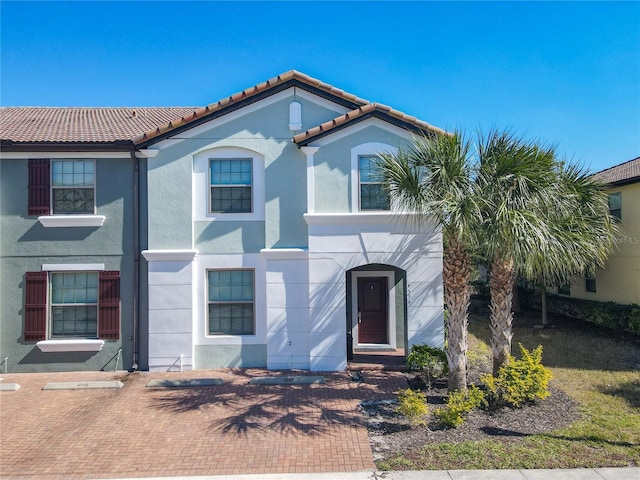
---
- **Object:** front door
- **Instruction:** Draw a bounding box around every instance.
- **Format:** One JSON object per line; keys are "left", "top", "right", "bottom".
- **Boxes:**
{"left": 357, "top": 277, "right": 388, "bottom": 344}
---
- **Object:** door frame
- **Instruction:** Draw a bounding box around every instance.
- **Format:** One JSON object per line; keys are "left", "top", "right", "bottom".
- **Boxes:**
{"left": 350, "top": 270, "right": 396, "bottom": 349}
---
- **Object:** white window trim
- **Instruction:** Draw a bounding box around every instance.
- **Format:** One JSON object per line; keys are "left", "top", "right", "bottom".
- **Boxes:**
{"left": 193, "top": 147, "right": 265, "bottom": 222}
{"left": 194, "top": 253, "right": 266, "bottom": 345}
{"left": 209, "top": 157, "right": 253, "bottom": 214}
{"left": 36, "top": 339, "right": 104, "bottom": 352}
{"left": 38, "top": 215, "right": 105, "bottom": 228}
{"left": 350, "top": 143, "right": 397, "bottom": 212}
{"left": 48, "top": 271, "right": 99, "bottom": 340}
{"left": 206, "top": 268, "right": 256, "bottom": 337}
{"left": 350, "top": 270, "right": 396, "bottom": 349}
{"left": 42, "top": 263, "right": 105, "bottom": 271}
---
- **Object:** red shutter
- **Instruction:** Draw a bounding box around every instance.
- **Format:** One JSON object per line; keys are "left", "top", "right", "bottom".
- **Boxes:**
{"left": 28, "top": 159, "right": 51, "bottom": 216}
{"left": 98, "top": 271, "right": 120, "bottom": 339}
{"left": 24, "top": 272, "right": 47, "bottom": 341}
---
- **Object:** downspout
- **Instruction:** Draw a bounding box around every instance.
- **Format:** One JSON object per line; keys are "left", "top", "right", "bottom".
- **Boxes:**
{"left": 130, "top": 149, "right": 140, "bottom": 371}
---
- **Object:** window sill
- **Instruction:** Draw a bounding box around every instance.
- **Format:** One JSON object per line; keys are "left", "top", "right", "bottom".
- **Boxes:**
{"left": 36, "top": 339, "right": 105, "bottom": 352}
{"left": 38, "top": 215, "right": 105, "bottom": 228}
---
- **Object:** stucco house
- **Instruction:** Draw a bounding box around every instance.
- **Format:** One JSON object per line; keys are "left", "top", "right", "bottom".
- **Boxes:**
{"left": 0, "top": 71, "right": 445, "bottom": 373}
{"left": 560, "top": 157, "right": 640, "bottom": 305}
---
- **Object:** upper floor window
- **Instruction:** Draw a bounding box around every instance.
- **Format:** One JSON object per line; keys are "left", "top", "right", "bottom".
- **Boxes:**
{"left": 210, "top": 158, "right": 252, "bottom": 213}
{"left": 51, "top": 160, "right": 95, "bottom": 214}
{"left": 207, "top": 269, "right": 254, "bottom": 335}
{"left": 359, "top": 155, "right": 390, "bottom": 210}
{"left": 585, "top": 274, "right": 597, "bottom": 293}
{"left": 608, "top": 192, "right": 621, "bottom": 222}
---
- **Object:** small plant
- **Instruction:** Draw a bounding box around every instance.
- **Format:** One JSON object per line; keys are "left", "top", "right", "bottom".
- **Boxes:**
{"left": 406, "top": 344, "right": 448, "bottom": 389}
{"left": 396, "top": 388, "right": 429, "bottom": 425}
{"left": 481, "top": 343, "right": 552, "bottom": 408}
{"left": 435, "top": 385, "right": 486, "bottom": 428}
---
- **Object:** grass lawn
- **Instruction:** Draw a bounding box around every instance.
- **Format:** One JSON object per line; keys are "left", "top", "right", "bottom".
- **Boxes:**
{"left": 379, "top": 307, "right": 640, "bottom": 470}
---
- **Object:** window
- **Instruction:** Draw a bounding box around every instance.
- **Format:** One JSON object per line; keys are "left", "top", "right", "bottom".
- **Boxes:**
{"left": 28, "top": 159, "right": 97, "bottom": 216}
{"left": 585, "top": 274, "right": 597, "bottom": 293}
{"left": 557, "top": 282, "right": 571, "bottom": 296}
{"left": 208, "top": 270, "right": 254, "bottom": 335}
{"left": 359, "top": 155, "right": 389, "bottom": 210}
{"left": 210, "top": 158, "right": 252, "bottom": 213}
{"left": 24, "top": 270, "right": 120, "bottom": 341}
{"left": 608, "top": 192, "right": 621, "bottom": 222}
{"left": 51, "top": 160, "right": 95, "bottom": 214}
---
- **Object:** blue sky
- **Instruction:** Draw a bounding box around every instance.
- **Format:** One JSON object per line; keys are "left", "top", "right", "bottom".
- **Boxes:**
{"left": 1, "top": 1, "right": 638, "bottom": 172}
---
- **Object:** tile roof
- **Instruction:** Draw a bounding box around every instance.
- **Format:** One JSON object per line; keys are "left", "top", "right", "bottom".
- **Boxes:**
{"left": 594, "top": 157, "right": 640, "bottom": 185}
{"left": 133, "top": 70, "right": 370, "bottom": 146}
{"left": 293, "top": 102, "right": 446, "bottom": 146}
{"left": 0, "top": 107, "right": 198, "bottom": 144}
{"left": 1, "top": 70, "right": 442, "bottom": 150}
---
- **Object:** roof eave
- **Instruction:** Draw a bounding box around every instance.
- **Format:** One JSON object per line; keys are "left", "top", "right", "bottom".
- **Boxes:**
{"left": 0, "top": 140, "right": 136, "bottom": 153}
{"left": 135, "top": 78, "right": 367, "bottom": 149}
{"left": 294, "top": 111, "right": 436, "bottom": 147}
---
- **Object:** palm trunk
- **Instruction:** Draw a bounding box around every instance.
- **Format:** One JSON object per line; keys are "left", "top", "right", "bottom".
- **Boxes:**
{"left": 443, "top": 238, "right": 471, "bottom": 392}
{"left": 489, "top": 256, "right": 514, "bottom": 375}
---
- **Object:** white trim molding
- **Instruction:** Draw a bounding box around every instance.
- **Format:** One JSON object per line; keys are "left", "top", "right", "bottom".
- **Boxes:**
{"left": 142, "top": 249, "right": 197, "bottom": 262}
{"left": 260, "top": 248, "right": 309, "bottom": 260}
{"left": 136, "top": 149, "right": 160, "bottom": 158}
{"left": 300, "top": 146, "right": 319, "bottom": 214}
{"left": 351, "top": 142, "right": 398, "bottom": 213}
{"left": 193, "top": 147, "right": 266, "bottom": 222}
{"left": 351, "top": 270, "right": 397, "bottom": 349}
{"left": 304, "top": 212, "right": 399, "bottom": 225}
{"left": 1, "top": 152, "right": 130, "bottom": 160}
{"left": 42, "top": 263, "right": 105, "bottom": 272}
{"left": 36, "top": 339, "right": 105, "bottom": 353}
{"left": 38, "top": 215, "right": 105, "bottom": 228}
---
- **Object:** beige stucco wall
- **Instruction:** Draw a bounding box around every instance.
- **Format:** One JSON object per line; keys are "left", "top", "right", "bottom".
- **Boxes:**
{"left": 566, "top": 181, "right": 640, "bottom": 305}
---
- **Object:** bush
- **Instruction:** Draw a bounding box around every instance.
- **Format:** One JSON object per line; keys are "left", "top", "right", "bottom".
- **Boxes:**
{"left": 481, "top": 343, "right": 552, "bottom": 408}
{"left": 406, "top": 344, "right": 448, "bottom": 388}
{"left": 396, "top": 388, "right": 429, "bottom": 425}
{"left": 519, "top": 288, "right": 640, "bottom": 335}
{"left": 435, "top": 385, "right": 486, "bottom": 428}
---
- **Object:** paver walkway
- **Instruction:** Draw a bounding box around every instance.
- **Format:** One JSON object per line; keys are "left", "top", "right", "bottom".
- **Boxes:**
{"left": 0, "top": 369, "right": 407, "bottom": 479}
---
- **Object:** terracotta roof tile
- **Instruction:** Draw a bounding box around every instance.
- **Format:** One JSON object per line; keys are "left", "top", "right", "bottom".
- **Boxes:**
{"left": 0, "top": 107, "right": 198, "bottom": 144}
{"left": 133, "top": 70, "right": 370, "bottom": 145}
{"left": 594, "top": 157, "right": 640, "bottom": 185}
{"left": 293, "top": 102, "right": 446, "bottom": 145}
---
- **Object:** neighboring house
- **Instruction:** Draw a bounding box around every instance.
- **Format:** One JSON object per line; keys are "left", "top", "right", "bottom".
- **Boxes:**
{"left": 0, "top": 70, "right": 445, "bottom": 373}
{"left": 0, "top": 107, "right": 195, "bottom": 372}
{"left": 560, "top": 157, "right": 640, "bottom": 305}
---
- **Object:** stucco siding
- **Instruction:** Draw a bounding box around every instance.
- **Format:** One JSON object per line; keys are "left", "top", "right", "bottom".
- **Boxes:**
{"left": 0, "top": 158, "right": 134, "bottom": 372}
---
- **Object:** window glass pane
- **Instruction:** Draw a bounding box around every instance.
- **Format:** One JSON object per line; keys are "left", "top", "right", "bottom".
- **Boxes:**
{"left": 361, "top": 184, "right": 390, "bottom": 210}
{"left": 211, "top": 186, "right": 251, "bottom": 213}
{"left": 207, "top": 269, "right": 254, "bottom": 335}
{"left": 211, "top": 159, "right": 252, "bottom": 185}
{"left": 53, "top": 188, "right": 94, "bottom": 213}
{"left": 359, "top": 156, "right": 379, "bottom": 182}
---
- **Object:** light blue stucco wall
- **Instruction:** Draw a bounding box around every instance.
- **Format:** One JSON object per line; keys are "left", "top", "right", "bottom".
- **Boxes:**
{"left": 0, "top": 157, "right": 136, "bottom": 372}
{"left": 146, "top": 93, "right": 343, "bottom": 253}
{"left": 313, "top": 125, "right": 411, "bottom": 213}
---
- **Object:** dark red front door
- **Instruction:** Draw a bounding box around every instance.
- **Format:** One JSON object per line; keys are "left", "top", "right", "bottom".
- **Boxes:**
{"left": 357, "top": 277, "right": 388, "bottom": 344}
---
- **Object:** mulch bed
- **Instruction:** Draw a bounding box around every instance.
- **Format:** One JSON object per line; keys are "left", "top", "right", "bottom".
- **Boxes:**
{"left": 360, "top": 373, "right": 580, "bottom": 460}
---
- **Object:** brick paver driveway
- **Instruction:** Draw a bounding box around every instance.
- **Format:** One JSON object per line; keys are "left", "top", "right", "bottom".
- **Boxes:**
{"left": 0, "top": 368, "right": 407, "bottom": 479}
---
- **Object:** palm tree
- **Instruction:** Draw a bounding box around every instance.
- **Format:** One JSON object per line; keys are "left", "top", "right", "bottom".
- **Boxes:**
{"left": 477, "top": 130, "right": 617, "bottom": 374}
{"left": 378, "top": 132, "right": 480, "bottom": 391}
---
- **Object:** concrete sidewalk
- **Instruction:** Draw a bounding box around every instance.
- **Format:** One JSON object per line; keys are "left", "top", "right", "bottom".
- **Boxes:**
{"left": 105, "top": 467, "right": 640, "bottom": 480}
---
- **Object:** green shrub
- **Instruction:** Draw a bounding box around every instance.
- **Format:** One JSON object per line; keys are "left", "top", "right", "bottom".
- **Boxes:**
{"left": 406, "top": 344, "right": 448, "bottom": 388}
{"left": 518, "top": 288, "right": 640, "bottom": 335}
{"left": 396, "top": 388, "right": 429, "bottom": 425}
{"left": 481, "top": 343, "right": 552, "bottom": 408}
{"left": 435, "top": 385, "right": 486, "bottom": 428}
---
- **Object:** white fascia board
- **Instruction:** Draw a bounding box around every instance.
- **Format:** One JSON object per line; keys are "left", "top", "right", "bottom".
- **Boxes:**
{"left": 42, "top": 263, "right": 105, "bottom": 271}
{"left": 260, "top": 248, "right": 309, "bottom": 260}
{"left": 37, "top": 339, "right": 105, "bottom": 352}
{"left": 306, "top": 118, "right": 416, "bottom": 149}
{"left": 38, "top": 215, "right": 105, "bottom": 228}
{"left": 1, "top": 152, "right": 131, "bottom": 159}
{"left": 142, "top": 249, "right": 197, "bottom": 262}
{"left": 146, "top": 89, "right": 350, "bottom": 151}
